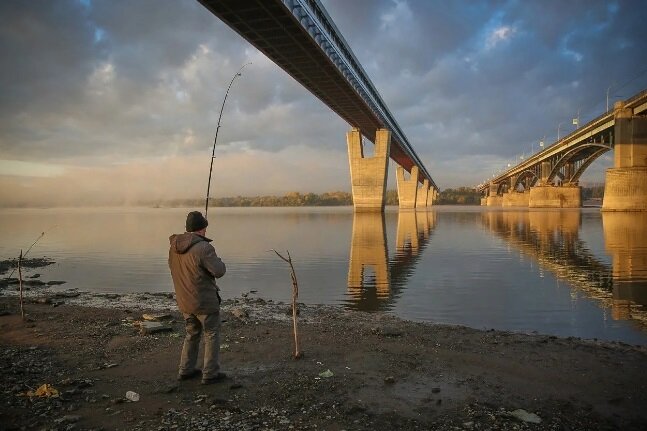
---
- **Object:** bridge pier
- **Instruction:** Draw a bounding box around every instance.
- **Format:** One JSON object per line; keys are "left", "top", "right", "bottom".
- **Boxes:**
{"left": 427, "top": 188, "right": 436, "bottom": 207}
{"left": 347, "top": 128, "right": 390, "bottom": 212}
{"left": 529, "top": 185, "right": 581, "bottom": 208}
{"left": 416, "top": 179, "right": 429, "bottom": 208}
{"left": 486, "top": 182, "right": 503, "bottom": 206}
{"left": 396, "top": 165, "right": 419, "bottom": 209}
{"left": 602, "top": 101, "right": 647, "bottom": 211}
{"left": 502, "top": 191, "right": 530, "bottom": 207}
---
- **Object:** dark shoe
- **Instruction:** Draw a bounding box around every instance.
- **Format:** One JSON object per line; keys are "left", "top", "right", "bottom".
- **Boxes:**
{"left": 201, "top": 372, "right": 227, "bottom": 385}
{"left": 177, "top": 369, "right": 202, "bottom": 381}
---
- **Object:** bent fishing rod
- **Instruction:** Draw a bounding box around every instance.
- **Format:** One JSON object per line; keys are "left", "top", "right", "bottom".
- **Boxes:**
{"left": 205, "top": 62, "right": 251, "bottom": 218}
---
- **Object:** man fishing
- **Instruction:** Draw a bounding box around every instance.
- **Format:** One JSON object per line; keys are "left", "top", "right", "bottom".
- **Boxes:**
{"left": 168, "top": 211, "right": 227, "bottom": 385}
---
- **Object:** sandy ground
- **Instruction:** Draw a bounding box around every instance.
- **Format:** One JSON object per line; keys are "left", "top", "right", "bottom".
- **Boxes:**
{"left": 1, "top": 289, "right": 647, "bottom": 431}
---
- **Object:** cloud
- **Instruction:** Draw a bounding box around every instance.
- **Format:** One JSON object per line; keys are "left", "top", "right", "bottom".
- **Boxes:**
{"left": 485, "top": 25, "right": 516, "bottom": 50}
{"left": 1, "top": 0, "right": 646, "bottom": 202}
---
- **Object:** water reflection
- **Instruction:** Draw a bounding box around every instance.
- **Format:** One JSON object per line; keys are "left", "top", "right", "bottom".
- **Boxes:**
{"left": 346, "top": 210, "right": 436, "bottom": 311}
{"left": 603, "top": 212, "right": 647, "bottom": 321}
{"left": 481, "top": 210, "right": 647, "bottom": 327}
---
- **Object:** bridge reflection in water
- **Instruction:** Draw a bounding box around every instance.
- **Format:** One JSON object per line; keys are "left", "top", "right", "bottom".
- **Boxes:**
{"left": 481, "top": 210, "right": 647, "bottom": 327}
{"left": 346, "top": 210, "right": 436, "bottom": 311}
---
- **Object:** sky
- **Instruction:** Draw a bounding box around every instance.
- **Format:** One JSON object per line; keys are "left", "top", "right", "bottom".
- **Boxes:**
{"left": 1, "top": 0, "right": 646, "bottom": 206}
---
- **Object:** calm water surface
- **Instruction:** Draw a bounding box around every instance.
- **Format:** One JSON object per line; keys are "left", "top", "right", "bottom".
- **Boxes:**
{"left": 1, "top": 206, "right": 646, "bottom": 345}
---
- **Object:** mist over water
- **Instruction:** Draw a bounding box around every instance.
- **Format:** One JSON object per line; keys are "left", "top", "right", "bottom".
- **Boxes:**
{"left": 1, "top": 206, "right": 645, "bottom": 345}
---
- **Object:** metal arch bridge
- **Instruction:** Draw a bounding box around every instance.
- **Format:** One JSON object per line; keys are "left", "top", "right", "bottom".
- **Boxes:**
{"left": 198, "top": 0, "right": 438, "bottom": 191}
{"left": 477, "top": 89, "right": 647, "bottom": 195}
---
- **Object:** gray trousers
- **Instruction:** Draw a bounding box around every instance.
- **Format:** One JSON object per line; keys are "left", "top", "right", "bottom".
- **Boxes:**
{"left": 179, "top": 311, "right": 221, "bottom": 379}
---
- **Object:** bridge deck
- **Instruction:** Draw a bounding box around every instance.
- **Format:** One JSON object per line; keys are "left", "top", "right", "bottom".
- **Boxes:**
{"left": 479, "top": 89, "right": 647, "bottom": 191}
{"left": 198, "top": 0, "right": 436, "bottom": 188}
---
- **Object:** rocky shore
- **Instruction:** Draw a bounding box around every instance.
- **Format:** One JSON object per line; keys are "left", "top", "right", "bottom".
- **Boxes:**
{"left": 1, "top": 280, "right": 647, "bottom": 429}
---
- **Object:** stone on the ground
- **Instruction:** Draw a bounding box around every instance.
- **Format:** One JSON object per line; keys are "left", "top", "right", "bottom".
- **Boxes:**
{"left": 142, "top": 313, "right": 173, "bottom": 321}
{"left": 230, "top": 307, "right": 249, "bottom": 320}
{"left": 139, "top": 321, "right": 172, "bottom": 335}
{"left": 509, "top": 408, "right": 541, "bottom": 424}
{"left": 54, "top": 415, "right": 81, "bottom": 424}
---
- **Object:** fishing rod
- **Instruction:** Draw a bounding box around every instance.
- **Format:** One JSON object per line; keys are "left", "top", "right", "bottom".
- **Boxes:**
{"left": 205, "top": 62, "right": 251, "bottom": 218}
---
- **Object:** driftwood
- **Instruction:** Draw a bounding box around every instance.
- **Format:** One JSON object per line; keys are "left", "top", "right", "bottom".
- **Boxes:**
{"left": 271, "top": 249, "right": 303, "bottom": 359}
{"left": 10, "top": 230, "right": 49, "bottom": 321}
{"left": 8, "top": 231, "right": 45, "bottom": 279}
{"left": 18, "top": 250, "right": 25, "bottom": 320}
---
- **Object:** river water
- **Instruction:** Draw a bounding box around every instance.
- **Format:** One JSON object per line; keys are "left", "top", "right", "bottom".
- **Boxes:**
{"left": 1, "top": 206, "right": 646, "bottom": 345}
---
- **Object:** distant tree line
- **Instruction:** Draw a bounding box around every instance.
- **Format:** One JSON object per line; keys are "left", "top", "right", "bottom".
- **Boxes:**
{"left": 151, "top": 185, "right": 606, "bottom": 208}
{"left": 436, "top": 187, "right": 481, "bottom": 205}
{"left": 162, "top": 191, "right": 353, "bottom": 208}
{"left": 581, "top": 185, "right": 605, "bottom": 200}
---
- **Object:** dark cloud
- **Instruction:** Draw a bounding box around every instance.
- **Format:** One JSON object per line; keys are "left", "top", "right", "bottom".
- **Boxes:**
{"left": 1, "top": 0, "right": 646, "bottom": 194}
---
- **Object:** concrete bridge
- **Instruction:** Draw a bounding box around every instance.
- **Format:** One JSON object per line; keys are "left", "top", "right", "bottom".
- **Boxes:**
{"left": 477, "top": 90, "right": 647, "bottom": 211}
{"left": 198, "top": 0, "right": 439, "bottom": 211}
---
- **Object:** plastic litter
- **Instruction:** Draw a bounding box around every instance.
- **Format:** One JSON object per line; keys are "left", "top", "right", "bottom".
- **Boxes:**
{"left": 26, "top": 383, "right": 59, "bottom": 398}
{"left": 318, "top": 369, "right": 334, "bottom": 378}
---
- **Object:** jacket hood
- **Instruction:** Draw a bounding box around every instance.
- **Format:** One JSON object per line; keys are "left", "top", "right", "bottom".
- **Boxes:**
{"left": 169, "top": 232, "right": 212, "bottom": 254}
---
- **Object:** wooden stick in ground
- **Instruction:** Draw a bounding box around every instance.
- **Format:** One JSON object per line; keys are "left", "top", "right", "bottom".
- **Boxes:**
{"left": 271, "top": 249, "right": 302, "bottom": 359}
{"left": 18, "top": 249, "right": 25, "bottom": 320}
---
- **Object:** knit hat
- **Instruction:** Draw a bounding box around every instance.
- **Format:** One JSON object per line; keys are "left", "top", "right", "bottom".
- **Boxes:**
{"left": 186, "top": 211, "right": 208, "bottom": 232}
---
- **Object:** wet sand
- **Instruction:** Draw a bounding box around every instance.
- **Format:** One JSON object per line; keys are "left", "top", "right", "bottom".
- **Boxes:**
{"left": 1, "top": 290, "right": 646, "bottom": 430}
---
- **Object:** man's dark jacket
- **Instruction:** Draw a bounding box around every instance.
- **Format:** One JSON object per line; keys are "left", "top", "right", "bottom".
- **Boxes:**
{"left": 168, "top": 232, "right": 226, "bottom": 314}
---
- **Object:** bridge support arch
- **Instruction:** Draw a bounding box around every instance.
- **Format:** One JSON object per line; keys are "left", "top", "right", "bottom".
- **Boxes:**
{"left": 602, "top": 101, "right": 647, "bottom": 211}
{"left": 347, "top": 128, "right": 390, "bottom": 212}
{"left": 396, "top": 165, "right": 419, "bottom": 209}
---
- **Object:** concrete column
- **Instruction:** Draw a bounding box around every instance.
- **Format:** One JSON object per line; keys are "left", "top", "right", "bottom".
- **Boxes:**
{"left": 430, "top": 189, "right": 438, "bottom": 206}
{"left": 488, "top": 182, "right": 498, "bottom": 197}
{"left": 396, "top": 165, "right": 419, "bottom": 209}
{"left": 540, "top": 161, "right": 552, "bottom": 185}
{"left": 347, "top": 128, "right": 391, "bottom": 212}
{"left": 602, "top": 101, "right": 647, "bottom": 211}
{"left": 347, "top": 212, "right": 390, "bottom": 299}
{"left": 416, "top": 179, "right": 429, "bottom": 208}
{"left": 426, "top": 188, "right": 434, "bottom": 207}
{"left": 564, "top": 162, "right": 575, "bottom": 184}
{"left": 486, "top": 182, "right": 503, "bottom": 206}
